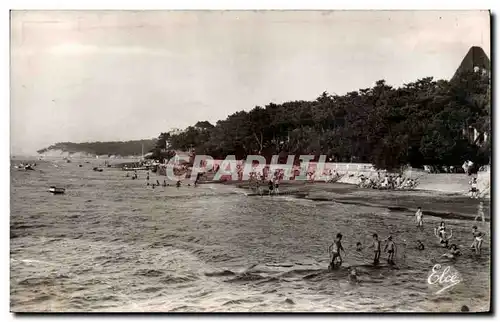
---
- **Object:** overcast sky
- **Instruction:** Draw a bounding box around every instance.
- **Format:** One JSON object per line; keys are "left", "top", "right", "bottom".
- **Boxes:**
{"left": 10, "top": 10, "right": 490, "bottom": 155}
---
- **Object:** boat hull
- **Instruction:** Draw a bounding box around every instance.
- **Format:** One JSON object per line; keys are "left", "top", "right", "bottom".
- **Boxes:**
{"left": 48, "top": 187, "right": 66, "bottom": 194}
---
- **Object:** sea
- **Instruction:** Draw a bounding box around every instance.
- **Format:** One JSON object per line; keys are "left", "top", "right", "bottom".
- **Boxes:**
{"left": 10, "top": 158, "right": 491, "bottom": 312}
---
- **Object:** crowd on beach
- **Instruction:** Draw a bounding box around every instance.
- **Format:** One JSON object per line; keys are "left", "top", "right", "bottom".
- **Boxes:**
{"left": 14, "top": 162, "right": 37, "bottom": 171}
{"left": 357, "top": 173, "right": 418, "bottom": 190}
{"left": 329, "top": 205, "right": 487, "bottom": 283}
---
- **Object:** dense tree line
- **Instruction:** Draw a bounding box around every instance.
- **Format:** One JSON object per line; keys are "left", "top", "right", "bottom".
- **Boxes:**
{"left": 37, "top": 139, "right": 156, "bottom": 157}
{"left": 153, "top": 70, "right": 490, "bottom": 171}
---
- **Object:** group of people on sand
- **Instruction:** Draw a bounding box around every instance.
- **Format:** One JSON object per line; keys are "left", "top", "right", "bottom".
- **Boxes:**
{"left": 358, "top": 173, "right": 417, "bottom": 190}
{"left": 328, "top": 206, "right": 487, "bottom": 273}
{"left": 14, "top": 162, "right": 36, "bottom": 171}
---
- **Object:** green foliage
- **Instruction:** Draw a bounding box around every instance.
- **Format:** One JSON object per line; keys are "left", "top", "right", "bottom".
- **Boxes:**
{"left": 162, "top": 71, "right": 490, "bottom": 170}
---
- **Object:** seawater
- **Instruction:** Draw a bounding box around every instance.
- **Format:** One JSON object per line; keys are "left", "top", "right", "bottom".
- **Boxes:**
{"left": 10, "top": 159, "right": 490, "bottom": 312}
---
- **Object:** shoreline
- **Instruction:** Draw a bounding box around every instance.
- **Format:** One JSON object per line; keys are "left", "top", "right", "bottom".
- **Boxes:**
{"left": 201, "top": 180, "right": 489, "bottom": 222}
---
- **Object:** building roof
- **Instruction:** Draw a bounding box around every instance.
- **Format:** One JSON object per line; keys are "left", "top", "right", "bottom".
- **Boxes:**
{"left": 452, "top": 46, "right": 490, "bottom": 80}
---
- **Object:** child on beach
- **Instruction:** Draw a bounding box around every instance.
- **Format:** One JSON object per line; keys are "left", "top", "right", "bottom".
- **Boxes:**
{"left": 415, "top": 207, "right": 423, "bottom": 228}
{"left": 471, "top": 225, "right": 485, "bottom": 255}
{"left": 328, "top": 233, "right": 346, "bottom": 269}
{"left": 384, "top": 236, "right": 396, "bottom": 265}
{"left": 371, "top": 234, "right": 381, "bottom": 265}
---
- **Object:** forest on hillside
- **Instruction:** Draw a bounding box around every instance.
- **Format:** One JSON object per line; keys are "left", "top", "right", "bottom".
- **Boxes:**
{"left": 37, "top": 139, "right": 156, "bottom": 157}
{"left": 150, "top": 70, "right": 490, "bottom": 171}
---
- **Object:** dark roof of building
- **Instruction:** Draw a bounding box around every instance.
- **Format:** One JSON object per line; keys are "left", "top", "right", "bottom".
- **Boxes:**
{"left": 452, "top": 46, "right": 490, "bottom": 79}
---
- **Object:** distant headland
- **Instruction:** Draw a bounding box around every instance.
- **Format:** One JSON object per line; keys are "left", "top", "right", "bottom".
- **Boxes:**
{"left": 36, "top": 140, "right": 156, "bottom": 158}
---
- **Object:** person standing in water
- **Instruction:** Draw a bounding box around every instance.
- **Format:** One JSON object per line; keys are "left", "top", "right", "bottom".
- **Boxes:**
{"left": 475, "top": 201, "right": 485, "bottom": 222}
{"left": 471, "top": 225, "right": 485, "bottom": 255}
{"left": 384, "top": 236, "right": 396, "bottom": 265}
{"left": 371, "top": 233, "right": 381, "bottom": 265}
{"left": 435, "top": 222, "right": 453, "bottom": 248}
{"left": 415, "top": 207, "right": 424, "bottom": 228}
{"left": 328, "top": 233, "right": 346, "bottom": 269}
{"left": 435, "top": 221, "right": 448, "bottom": 246}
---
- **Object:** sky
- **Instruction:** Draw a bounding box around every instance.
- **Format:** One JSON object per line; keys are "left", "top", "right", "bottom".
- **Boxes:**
{"left": 10, "top": 10, "right": 490, "bottom": 155}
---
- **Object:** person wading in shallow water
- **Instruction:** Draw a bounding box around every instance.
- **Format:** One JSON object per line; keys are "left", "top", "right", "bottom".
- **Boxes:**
{"left": 384, "top": 236, "right": 396, "bottom": 265}
{"left": 470, "top": 225, "right": 485, "bottom": 255}
{"left": 370, "top": 234, "right": 381, "bottom": 265}
{"left": 415, "top": 207, "right": 423, "bottom": 229}
{"left": 328, "top": 233, "right": 346, "bottom": 269}
{"left": 435, "top": 221, "right": 452, "bottom": 247}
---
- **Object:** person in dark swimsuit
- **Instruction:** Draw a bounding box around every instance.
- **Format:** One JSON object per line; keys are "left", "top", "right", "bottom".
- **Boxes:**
{"left": 371, "top": 234, "right": 381, "bottom": 265}
{"left": 471, "top": 225, "right": 484, "bottom": 255}
{"left": 435, "top": 221, "right": 451, "bottom": 247}
{"left": 384, "top": 236, "right": 396, "bottom": 265}
{"left": 417, "top": 240, "right": 425, "bottom": 250}
{"left": 268, "top": 180, "right": 274, "bottom": 195}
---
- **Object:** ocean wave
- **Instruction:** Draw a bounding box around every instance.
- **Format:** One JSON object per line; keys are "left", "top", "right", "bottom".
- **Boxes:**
{"left": 225, "top": 273, "right": 267, "bottom": 283}
{"left": 204, "top": 270, "right": 236, "bottom": 277}
{"left": 134, "top": 269, "right": 164, "bottom": 277}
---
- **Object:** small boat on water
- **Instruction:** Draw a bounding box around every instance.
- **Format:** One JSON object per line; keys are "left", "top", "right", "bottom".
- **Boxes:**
{"left": 93, "top": 167, "right": 103, "bottom": 172}
{"left": 48, "top": 186, "right": 65, "bottom": 194}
